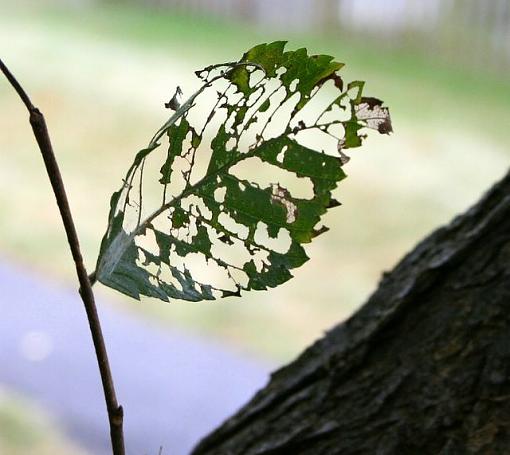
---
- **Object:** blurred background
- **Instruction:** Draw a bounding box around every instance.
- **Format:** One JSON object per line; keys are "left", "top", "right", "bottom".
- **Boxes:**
{"left": 0, "top": 0, "right": 509, "bottom": 453}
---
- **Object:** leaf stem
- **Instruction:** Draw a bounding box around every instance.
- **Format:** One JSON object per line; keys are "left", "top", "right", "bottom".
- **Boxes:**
{"left": 0, "top": 58, "right": 125, "bottom": 455}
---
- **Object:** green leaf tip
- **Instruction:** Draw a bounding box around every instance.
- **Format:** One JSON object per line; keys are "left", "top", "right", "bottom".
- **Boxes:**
{"left": 95, "top": 41, "right": 392, "bottom": 302}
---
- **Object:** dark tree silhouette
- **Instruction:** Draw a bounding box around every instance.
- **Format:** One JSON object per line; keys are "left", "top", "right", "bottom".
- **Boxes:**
{"left": 192, "top": 169, "right": 510, "bottom": 454}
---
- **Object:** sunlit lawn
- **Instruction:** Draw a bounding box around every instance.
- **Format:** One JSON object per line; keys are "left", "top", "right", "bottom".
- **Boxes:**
{"left": 1, "top": 2, "right": 509, "bottom": 362}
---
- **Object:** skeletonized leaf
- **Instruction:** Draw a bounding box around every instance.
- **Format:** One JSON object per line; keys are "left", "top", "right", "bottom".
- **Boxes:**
{"left": 95, "top": 41, "right": 392, "bottom": 302}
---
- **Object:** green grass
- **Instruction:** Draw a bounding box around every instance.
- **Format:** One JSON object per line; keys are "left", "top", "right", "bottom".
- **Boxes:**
{"left": 0, "top": 2, "right": 509, "bottom": 361}
{"left": 0, "top": 388, "right": 88, "bottom": 454}
{"left": 5, "top": 2, "right": 510, "bottom": 146}
{"left": 33, "top": 3, "right": 510, "bottom": 137}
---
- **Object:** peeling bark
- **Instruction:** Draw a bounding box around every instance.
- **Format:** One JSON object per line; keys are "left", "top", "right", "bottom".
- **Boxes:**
{"left": 193, "top": 169, "right": 510, "bottom": 455}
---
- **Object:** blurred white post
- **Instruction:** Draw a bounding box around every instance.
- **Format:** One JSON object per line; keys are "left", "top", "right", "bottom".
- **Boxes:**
{"left": 236, "top": 0, "right": 256, "bottom": 22}
{"left": 316, "top": 0, "right": 340, "bottom": 34}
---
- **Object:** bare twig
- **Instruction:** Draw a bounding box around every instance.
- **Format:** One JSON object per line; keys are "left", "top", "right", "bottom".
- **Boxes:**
{"left": 0, "top": 58, "right": 125, "bottom": 455}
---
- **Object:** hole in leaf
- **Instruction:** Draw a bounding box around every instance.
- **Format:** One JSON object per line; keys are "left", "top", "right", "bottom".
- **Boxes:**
{"left": 166, "top": 156, "right": 189, "bottom": 199}
{"left": 293, "top": 128, "right": 338, "bottom": 156}
{"left": 159, "top": 262, "right": 184, "bottom": 293}
{"left": 252, "top": 249, "right": 270, "bottom": 272}
{"left": 225, "top": 136, "right": 237, "bottom": 151}
{"left": 289, "top": 78, "right": 299, "bottom": 92}
{"left": 214, "top": 186, "right": 227, "bottom": 203}
{"left": 254, "top": 222, "right": 292, "bottom": 254}
{"left": 134, "top": 229, "right": 160, "bottom": 258}
{"left": 182, "top": 195, "right": 213, "bottom": 221}
{"left": 228, "top": 267, "right": 249, "bottom": 289}
{"left": 218, "top": 212, "right": 249, "bottom": 240}
{"left": 210, "top": 236, "right": 251, "bottom": 271}
{"left": 261, "top": 90, "right": 298, "bottom": 142}
{"left": 320, "top": 103, "right": 348, "bottom": 125}
{"left": 327, "top": 122, "right": 345, "bottom": 141}
{"left": 276, "top": 145, "right": 287, "bottom": 163}
{"left": 249, "top": 69, "right": 266, "bottom": 88}
{"left": 182, "top": 252, "right": 231, "bottom": 290}
{"left": 229, "top": 157, "right": 314, "bottom": 200}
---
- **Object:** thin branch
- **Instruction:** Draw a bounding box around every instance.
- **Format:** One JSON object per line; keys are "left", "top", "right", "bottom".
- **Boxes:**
{"left": 0, "top": 59, "right": 34, "bottom": 111}
{"left": 0, "top": 57, "right": 125, "bottom": 455}
{"left": 137, "top": 157, "right": 146, "bottom": 227}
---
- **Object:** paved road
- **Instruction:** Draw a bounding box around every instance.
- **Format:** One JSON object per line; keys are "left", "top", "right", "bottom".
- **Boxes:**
{"left": 0, "top": 259, "right": 272, "bottom": 454}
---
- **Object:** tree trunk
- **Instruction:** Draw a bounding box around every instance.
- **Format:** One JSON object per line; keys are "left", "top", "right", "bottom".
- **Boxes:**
{"left": 192, "top": 169, "right": 510, "bottom": 455}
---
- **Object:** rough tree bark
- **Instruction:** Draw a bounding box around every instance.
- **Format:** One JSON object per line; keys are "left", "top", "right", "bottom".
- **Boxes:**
{"left": 192, "top": 169, "right": 510, "bottom": 455}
